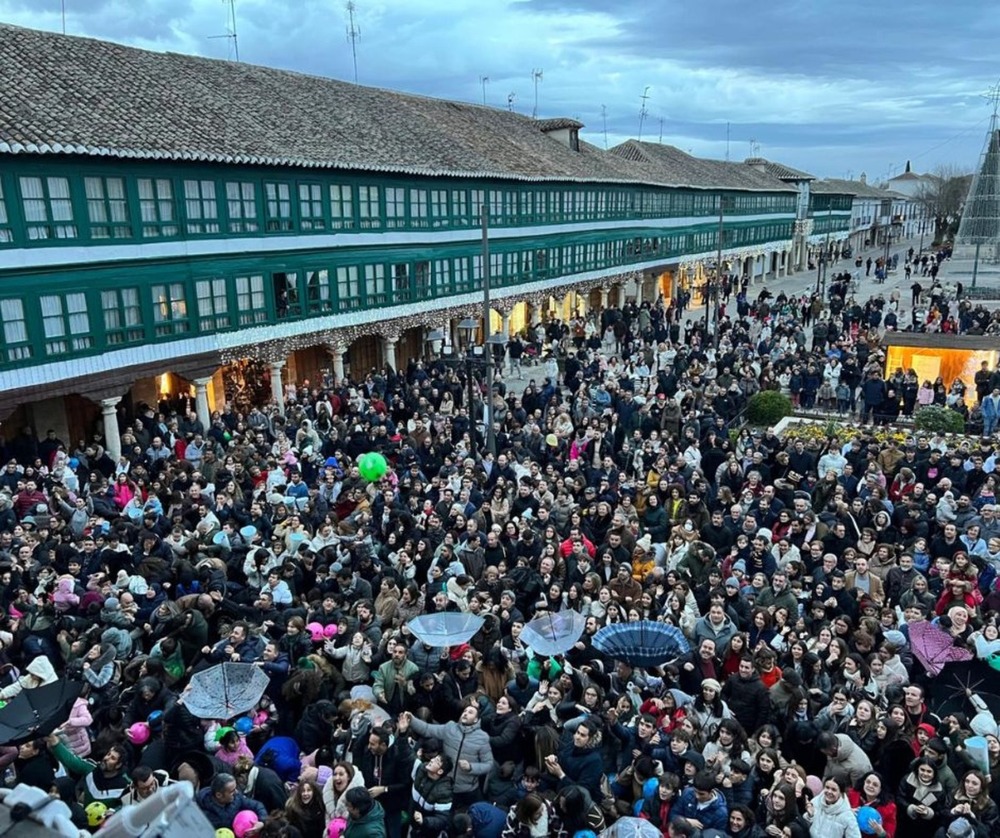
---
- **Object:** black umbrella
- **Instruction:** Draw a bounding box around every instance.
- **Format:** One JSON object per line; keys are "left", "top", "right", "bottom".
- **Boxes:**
{"left": 925, "top": 659, "right": 1000, "bottom": 722}
{"left": 0, "top": 680, "right": 83, "bottom": 745}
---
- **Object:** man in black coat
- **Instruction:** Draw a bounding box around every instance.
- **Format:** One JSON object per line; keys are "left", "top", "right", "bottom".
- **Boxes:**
{"left": 351, "top": 724, "right": 414, "bottom": 838}
{"left": 721, "top": 657, "right": 771, "bottom": 734}
{"left": 14, "top": 738, "right": 56, "bottom": 789}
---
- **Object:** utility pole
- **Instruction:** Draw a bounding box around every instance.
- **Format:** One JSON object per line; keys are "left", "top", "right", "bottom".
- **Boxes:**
{"left": 481, "top": 206, "right": 496, "bottom": 456}
{"left": 638, "top": 86, "right": 650, "bottom": 141}
{"left": 61, "top": 0, "right": 66, "bottom": 34}
{"left": 345, "top": 1, "right": 360, "bottom": 82}
{"left": 601, "top": 105, "right": 608, "bottom": 149}
{"left": 659, "top": 117, "right": 664, "bottom": 144}
{"left": 725, "top": 121, "right": 730, "bottom": 161}
{"left": 531, "top": 69, "right": 543, "bottom": 119}
{"left": 712, "top": 196, "right": 726, "bottom": 348}
{"left": 479, "top": 75, "right": 490, "bottom": 106}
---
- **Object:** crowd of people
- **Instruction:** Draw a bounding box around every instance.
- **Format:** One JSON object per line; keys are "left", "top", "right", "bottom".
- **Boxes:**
{"left": 2, "top": 253, "right": 1000, "bottom": 838}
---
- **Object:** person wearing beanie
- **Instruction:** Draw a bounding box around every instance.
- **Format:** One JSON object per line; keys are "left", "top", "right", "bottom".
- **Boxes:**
{"left": 701, "top": 678, "right": 722, "bottom": 695}
{"left": 946, "top": 816, "right": 976, "bottom": 838}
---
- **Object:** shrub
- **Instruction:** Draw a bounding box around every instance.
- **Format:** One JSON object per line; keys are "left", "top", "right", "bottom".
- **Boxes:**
{"left": 746, "top": 391, "right": 792, "bottom": 426}
{"left": 913, "top": 405, "right": 966, "bottom": 434}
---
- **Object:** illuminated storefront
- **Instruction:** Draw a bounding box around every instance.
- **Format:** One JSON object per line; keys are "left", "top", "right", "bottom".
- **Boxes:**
{"left": 883, "top": 334, "right": 999, "bottom": 393}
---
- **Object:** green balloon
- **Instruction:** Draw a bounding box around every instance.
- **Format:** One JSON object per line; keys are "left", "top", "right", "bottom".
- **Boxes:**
{"left": 989, "top": 653, "right": 1000, "bottom": 673}
{"left": 358, "top": 452, "right": 388, "bottom": 482}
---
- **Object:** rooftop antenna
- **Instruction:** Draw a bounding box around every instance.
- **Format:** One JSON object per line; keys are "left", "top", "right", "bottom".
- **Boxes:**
{"left": 507, "top": 91, "right": 516, "bottom": 112}
{"left": 531, "top": 68, "right": 543, "bottom": 119}
{"left": 659, "top": 117, "right": 664, "bottom": 144}
{"left": 60, "top": 0, "right": 66, "bottom": 34}
{"left": 345, "top": 1, "right": 360, "bottom": 83}
{"left": 749, "top": 137, "right": 761, "bottom": 157}
{"left": 601, "top": 105, "right": 608, "bottom": 149}
{"left": 479, "top": 75, "right": 490, "bottom": 106}
{"left": 208, "top": 0, "right": 240, "bottom": 62}
{"left": 725, "top": 121, "right": 730, "bottom": 161}
{"left": 638, "top": 86, "right": 650, "bottom": 141}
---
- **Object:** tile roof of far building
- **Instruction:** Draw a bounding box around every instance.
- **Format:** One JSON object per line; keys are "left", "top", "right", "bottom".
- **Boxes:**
{"left": 744, "top": 157, "right": 815, "bottom": 181}
{"left": 814, "top": 178, "right": 907, "bottom": 199}
{"left": 610, "top": 141, "right": 796, "bottom": 193}
{"left": 0, "top": 24, "right": 799, "bottom": 192}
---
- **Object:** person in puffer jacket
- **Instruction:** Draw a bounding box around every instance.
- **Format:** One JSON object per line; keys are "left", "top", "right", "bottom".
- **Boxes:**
{"left": 804, "top": 775, "right": 861, "bottom": 838}
{"left": 56, "top": 695, "right": 93, "bottom": 757}
{"left": 409, "top": 754, "right": 454, "bottom": 838}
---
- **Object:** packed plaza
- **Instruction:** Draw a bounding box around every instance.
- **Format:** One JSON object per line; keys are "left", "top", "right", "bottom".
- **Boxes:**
{"left": 4, "top": 21, "right": 1000, "bottom": 838}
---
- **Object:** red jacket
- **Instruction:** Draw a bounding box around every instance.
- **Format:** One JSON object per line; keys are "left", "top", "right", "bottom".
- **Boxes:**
{"left": 559, "top": 535, "right": 596, "bottom": 559}
{"left": 846, "top": 788, "right": 897, "bottom": 838}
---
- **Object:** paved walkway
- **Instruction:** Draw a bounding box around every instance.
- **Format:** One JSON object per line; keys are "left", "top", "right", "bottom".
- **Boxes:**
{"left": 496, "top": 235, "right": 956, "bottom": 396}
{"left": 684, "top": 235, "right": 931, "bottom": 322}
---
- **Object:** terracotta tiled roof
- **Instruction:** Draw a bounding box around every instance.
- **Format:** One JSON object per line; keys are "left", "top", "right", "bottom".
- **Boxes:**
{"left": 745, "top": 157, "right": 815, "bottom": 181}
{"left": 0, "top": 24, "right": 793, "bottom": 193}
{"left": 536, "top": 118, "right": 584, "bottom": 132}
{"left": 610, "top": 141, "right": 795, "bottom": 193}
{"left": 814, "top": 178, "right": 907, "bottom": 199}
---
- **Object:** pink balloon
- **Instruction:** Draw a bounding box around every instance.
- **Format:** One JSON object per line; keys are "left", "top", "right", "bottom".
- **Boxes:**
{"left": 323, "top": 623, "right": 339, "bottom": 639}
{"left": 328, "top": 817, "right": 348, "bottom": 838}
{"left": 232, "top": 810, "right": 259, "bottom": 838}
{"left": 306, "top": 622, "right": 325, "bottom": 642}
{"left": 127, "top": 722, "right": 150, "bottom": 745}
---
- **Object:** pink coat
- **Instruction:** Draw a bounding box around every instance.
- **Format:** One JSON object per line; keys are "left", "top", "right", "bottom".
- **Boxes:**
{"left": 61, "top": 697, "right": 93, "bottom": 757}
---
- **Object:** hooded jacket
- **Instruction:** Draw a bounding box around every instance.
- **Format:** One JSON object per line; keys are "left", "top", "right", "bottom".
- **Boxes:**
{"left": 0, "top": 656, "right": 57, "bottom": 701}
{"left": 343, "top": 799, "right": 387, "bottom": 838}
{"left": 323, "top": 764, "right": 367, "bottom": 823}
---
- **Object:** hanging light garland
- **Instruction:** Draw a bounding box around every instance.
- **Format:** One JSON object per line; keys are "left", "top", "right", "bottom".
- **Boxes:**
{"left": 219, "top": 270, "right": 645, "bottom": 364}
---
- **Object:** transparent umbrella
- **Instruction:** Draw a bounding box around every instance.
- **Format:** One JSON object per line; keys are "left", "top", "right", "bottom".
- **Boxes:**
{"left": 520, "top": 611, "right": 588, "bottom": 657}
{"left": 406, "top": 613, "right": 484, "bottom": 647}
{"left": 601, "top": 816, "right": 663, "bottom": 838}
{"left": 183, "top": 663, "right": 270, "bottom": 720}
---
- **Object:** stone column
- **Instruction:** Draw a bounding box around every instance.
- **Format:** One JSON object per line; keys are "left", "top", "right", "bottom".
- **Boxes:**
{"left": 634, "top": 278, "right": 643, "bottom": 305}
{"left": 100, "top": 397, "right": 122, "bottom": 462}
{"left": 329, "top": 343, "right": 346, "bottom": 383}
{"left": 268, "top": 361, "right": 286, "bottom": 415}
{"left": 501, "top": 312, "right": 511, "bottom": 339}
{"left": 600, "top": 288, "right": 609, "bottom": 310}
{"left": 383, "top": 336, "right": 398, "bottom": 369}
{"left": 192, "top": 377, "right": 212, "bottom": 432}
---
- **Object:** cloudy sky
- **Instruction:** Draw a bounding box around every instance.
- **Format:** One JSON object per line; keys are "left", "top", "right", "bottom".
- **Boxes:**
{"left": 4, "top": 0, "right": 998, "bottom": 180}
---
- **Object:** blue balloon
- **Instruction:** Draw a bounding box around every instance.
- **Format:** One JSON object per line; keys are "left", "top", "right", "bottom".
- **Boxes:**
{"left": 856, "top": 806, "right": 882, "bottom": 834}
{"left": 643, "top": 777, "right": 660, "bottom": 798}
{"left": 234, "top": 716, "right": 253, "bottom": 735}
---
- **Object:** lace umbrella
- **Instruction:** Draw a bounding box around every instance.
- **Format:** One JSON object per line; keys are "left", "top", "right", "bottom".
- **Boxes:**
{"left": 909, "top": 620, "right": 973, "bottom": 676}
{"left": 521, "top": 611, "right": 588, "bottom": 657}
{"left": 184, "top": 663, "right": 270, "bottom": 720}
{"left": 601, "top": 816, "right": 663, "bottom": 838}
